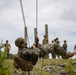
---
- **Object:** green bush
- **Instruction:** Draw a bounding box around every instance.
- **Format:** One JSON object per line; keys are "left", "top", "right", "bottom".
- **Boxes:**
{"left": 64, "top": 60, "right": 74, "bottom": 75}
{"left": 0, "top": 50, "right": 11, "bottom": 75}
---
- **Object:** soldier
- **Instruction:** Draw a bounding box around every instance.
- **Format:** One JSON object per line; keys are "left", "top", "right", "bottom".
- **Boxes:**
{"left": 54, "top": 37, "right": 59, "bottom": 49}
{"left": 52, "top": 38, "right": 59, "bottom": 59}
{"left": 15, "top": 38, "right": 27, "bottom": 57}
{"left": 55, "top": 37, "right": 59, "bottom": 43}
{"left": 42, "top": 35, "right": 48, "bottom": 44}
{"left": 31, "top": 36, "right": 41, "bottom": 49}
{"left": 62, "top": 40, "right": 67, "bottom": 52}
{"left": 51, "top": 40, "right": 56, "bottom": 59}
{"left": 54, "top": 42, "right": 75, "bottom": 59}
{"left": 4, "top": 40, "right": 11, "bottom": 59}
{"left": 14, "top": 37, "right": 33, "bottom": 72}
{"left": 56, "top": 41, "right": 60, "bottom": 59}
{"left": 42, "top": 35, "right": 49, "bottom": 59}
{"left": 14, "top": 37, "right": 75, "bottom": 72}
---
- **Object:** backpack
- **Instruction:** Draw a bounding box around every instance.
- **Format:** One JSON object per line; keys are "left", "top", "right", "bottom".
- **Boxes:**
{"left": 14, "top": 55, "right": 33, "bottom": 71}
{"left": 21, "top": 48, "right": 39, "bottom": 65}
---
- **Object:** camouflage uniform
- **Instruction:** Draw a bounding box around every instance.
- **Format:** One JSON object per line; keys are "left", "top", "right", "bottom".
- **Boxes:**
{"left": 38, "top": 42, "right": 75, "bottom": 59}
{"left": 14, "top": 37, "right": 33, "bottom": 71}
{"left": 51, "top": 38, "right": 59, "bottom": 59}
{"left": 56, "top": 41, "right": 60, "bottom": 59}
{"left": 62, "top": 40, "right": 67, "bottom": 52}
{"left": 54, "top": 42, "right": 75, "bottom": 59}
{"left": 42, "top": 35, "right": 48, "bottom": 44}
{"left": 42, "top": 35, "right": 49, "bottom": 59}
{"left": 4, "top": 40, "right": 11, "bottom": 59}
{"left": 51, "top": 40, "right": 56, "bottom": 59}
{"left": 32, "top": 36, "right": 41, "bottom": 48}
{"left": 14, "top": 37, "right": 75, "bottom": 71}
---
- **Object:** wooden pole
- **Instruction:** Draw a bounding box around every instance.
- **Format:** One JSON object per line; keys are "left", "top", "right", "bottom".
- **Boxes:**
{"left": 24, "top": 27, "right": 27, "bottom": 43}
{"left": 34, "top": 28, "right": 37, "bottom": 42}
{"left": 45, "top": 24, "right": 49, "bottom": 43}
{"left": 45, "top": 24, "right": 49, "bottom": 59}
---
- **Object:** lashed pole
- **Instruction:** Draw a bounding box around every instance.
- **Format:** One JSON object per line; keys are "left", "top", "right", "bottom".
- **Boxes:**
{"left": 20, "top": 0, "right": 27, "bottom": 43}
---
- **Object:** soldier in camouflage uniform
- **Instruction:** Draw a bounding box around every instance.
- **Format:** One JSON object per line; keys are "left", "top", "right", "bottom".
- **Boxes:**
{"left": 14, "top": 37, "right": 33, "bottom": 71}
{"left": 51, "top": 40, "right": 56, "bottom": 59}
{"left": 42, "top": 35, "right": 48, "bottom": 44}
{"left": 56, "top": 41, "right": 60, "bottom": 59}
{"left": 14, "top": 37, "right": 75, "bottom": 72}
{"left": 32, "top": 36, "right": 40, "bottom": 49}
{"left": 4, "top": 40, "right": 11, "bottom": 59}
{"left": 62, "top": 40, "right": 67, "bottom": 52}
{"left": 51, "top": 38, "right": 59, "bottom": 59}
{"left": 54, "top": 40, "right": 75, "bottom": 59}
{"left": 42, "top": 35, "right": 49, "bottom": 59}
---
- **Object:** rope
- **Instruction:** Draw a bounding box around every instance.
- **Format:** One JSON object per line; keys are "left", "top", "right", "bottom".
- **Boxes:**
{"left": 36, "top": 0, "right": 38, "bottom": 36}
{"left": 41, "top": 58, "right": 44, "bottom": 75}
{"left": 36, "top": 1, "right": 44, "bottom": 75}
{"left": 20, "top": 0, "right": 30, "bottom": 47}
{"left": 20, "top": 0, "right": 26, "bottom": 27}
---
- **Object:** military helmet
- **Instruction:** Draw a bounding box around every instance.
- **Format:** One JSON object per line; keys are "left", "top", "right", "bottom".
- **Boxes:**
{"left": 51, "top": 40, "right": 54, "bottom": 43}
{"left": 56, "top": 37, "right": 58, "bottom": 40}
{"left": 57, "top": 41, "right": 60, "bottom": 43}
{"left": 6, "top": 40, "right": 8, "bottom": 42}
{"left": 44, "top": 35, "right": 47, "bottom": 37}
{"left": 35, "top": 36, "right": 39, "bottom": 42}
{"left": 15, "top": 37, "right": 25, "bottom": 47}
{"left": 64, "top": 40, "right": 66, "bottom": 42}
{"left": 54, "top": 39, "right": 56, "bottom": 41}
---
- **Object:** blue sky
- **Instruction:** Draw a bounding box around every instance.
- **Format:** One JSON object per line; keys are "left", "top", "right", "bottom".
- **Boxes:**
{"left": 0, "top": 0, "right": 76, "bottom": 57}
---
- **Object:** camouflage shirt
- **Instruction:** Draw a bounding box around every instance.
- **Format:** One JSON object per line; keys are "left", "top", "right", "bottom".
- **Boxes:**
{"left": 42, "top": 38, "right": 48, "bottom": 45}
{"left": 62, "top": 43, "right": 67, "bottom": 51}
{"left": 4, "top": 43, "right": 11, "bottom": 50}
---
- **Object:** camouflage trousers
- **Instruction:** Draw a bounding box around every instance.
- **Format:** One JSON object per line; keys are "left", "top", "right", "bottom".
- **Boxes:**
{"left": 7, "top": 51, "right": 9, "bottom": 59}
{"left": 4, "top": 48, "right": 10, "bottom": 59}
